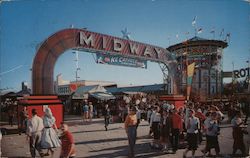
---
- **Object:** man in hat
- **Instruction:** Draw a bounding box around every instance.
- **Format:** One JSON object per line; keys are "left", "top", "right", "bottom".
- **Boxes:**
{"left": 26, "top": 109, "right": 44, "bottom": 158}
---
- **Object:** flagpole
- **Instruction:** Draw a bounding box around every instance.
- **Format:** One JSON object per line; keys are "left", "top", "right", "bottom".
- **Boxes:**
{"left": 192, "top": 16, "right": 197, "bottom": 37}
{"left": 247, "top": 59, "right": 250, "bottom": 92}
{"left": 232, "top": 61, "right": 235, "bottom": 83}
{"left": 186, "top": 52, "right": 189, "bottom": 100}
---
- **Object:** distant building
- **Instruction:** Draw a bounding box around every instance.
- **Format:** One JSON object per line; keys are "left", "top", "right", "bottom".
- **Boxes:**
{"left": 167, "top": 36, "right": 228, "bottom": 102}
{"left": 21, "top": 81, "right": 29, "bottom": 91}
{"left": 54, "top": 74, "right": 116, "bottom": 96}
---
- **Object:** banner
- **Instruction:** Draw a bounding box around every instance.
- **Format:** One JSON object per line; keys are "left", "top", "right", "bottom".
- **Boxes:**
{"left": 187, "top": 62, "right": 195, "bottom": 100}
{"left": 96, "top": 53, "right": 147, "bottom": 69}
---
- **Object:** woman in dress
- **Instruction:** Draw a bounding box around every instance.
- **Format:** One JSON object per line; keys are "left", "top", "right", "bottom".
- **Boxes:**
{"left": 41, "top": 107, "right": 61, "bottom": 156}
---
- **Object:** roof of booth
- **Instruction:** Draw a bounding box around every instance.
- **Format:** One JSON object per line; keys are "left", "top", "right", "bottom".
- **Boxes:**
{"left": 106, "top": 84, "right": 166, "bottom": 94}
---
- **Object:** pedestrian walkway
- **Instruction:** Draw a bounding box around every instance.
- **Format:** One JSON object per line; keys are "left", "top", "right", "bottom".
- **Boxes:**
{"left": 1, "top": 117, "right": 250, "bottom": 158}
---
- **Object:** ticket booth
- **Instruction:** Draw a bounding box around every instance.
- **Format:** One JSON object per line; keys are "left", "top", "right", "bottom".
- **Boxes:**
{"left": 18, "top": 95, "right": 63, "bottom": 127}
{"left": 159, "top": 95, "right": 186, "bottom": 110}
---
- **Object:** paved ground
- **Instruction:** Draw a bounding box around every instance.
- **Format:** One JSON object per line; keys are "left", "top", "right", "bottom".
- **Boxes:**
{"left": 1, "top": 116, "right": 250, "bottom": 158}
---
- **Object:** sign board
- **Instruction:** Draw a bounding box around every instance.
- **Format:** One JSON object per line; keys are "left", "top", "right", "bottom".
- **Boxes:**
{"left": 32, "top": 28, "right": 177, "bottom": 95}
{"left": 233, "top": 67, "right": 250, "bottom": 78}
{"left": 78, "top": 30, "right": 171, "bottom": 62}
{"left": 96, "top": 53, "right": 147, "bottom": 69}
{"left": 223, "top": 68, "right": 250, "bottom": 78}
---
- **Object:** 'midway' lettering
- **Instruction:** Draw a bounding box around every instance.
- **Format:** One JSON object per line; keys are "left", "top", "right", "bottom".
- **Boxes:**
{"left": 154, "top": 48, "right": 163, "bottom": 58}
{"left": 80, "top": 32, "right": 95, "bottom": 47}
{"left": 78, "top": 31, "right": 170, "bottom": 62}
{"left": 143, "top": 46, "right": 153, "bottom": 57}
{"left": 114, "top": 39, "right": 125, "bottom": 52}
{"left": 129, "top": 43, "right": 140, "bottom": 55}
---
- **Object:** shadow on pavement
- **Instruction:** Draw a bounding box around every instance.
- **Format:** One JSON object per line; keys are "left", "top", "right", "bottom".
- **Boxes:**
{"left": 75, "top": 137, "right": 128, "bottom": 145}
{"left": 72, "top": 127, "right": 122, "bottom": 134}
{"left": 86, "top": 143, "right": 171, "bottom": 158}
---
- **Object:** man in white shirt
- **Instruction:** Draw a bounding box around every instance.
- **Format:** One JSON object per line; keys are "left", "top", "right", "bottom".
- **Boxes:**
{"left": 150, "top": 106, "right": 161, "bottom": 148}
{"left": 183, "top": 109, "right": 200, "bottom": 158}
{"left": 26, "top": 109, "right": 44, "bottom": 158}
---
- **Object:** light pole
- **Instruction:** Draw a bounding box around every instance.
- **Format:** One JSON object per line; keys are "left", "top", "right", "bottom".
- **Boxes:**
{"left": 72, "top": 51, "right": 80, "bottom": 82}
{"left": 247, "top": 59, "right": 250, "bottom": 92}
{"left": 182, "top": 51, "right": 189, "bottom": 100}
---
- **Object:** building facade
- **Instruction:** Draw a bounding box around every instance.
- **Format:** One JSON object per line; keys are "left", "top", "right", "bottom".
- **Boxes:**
{"left": 54, "top": 74, "right": 116, "bottom": 96}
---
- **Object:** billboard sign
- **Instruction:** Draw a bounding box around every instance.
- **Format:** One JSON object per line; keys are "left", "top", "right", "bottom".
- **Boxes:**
{"left": 233, "top": 67, "right": 250, "bottom": 78}
{"left": 78, "top": 30, "right": 172, "bottom": 62}
{"left": 96, "top": 53, "right": 147, "bottom": 69}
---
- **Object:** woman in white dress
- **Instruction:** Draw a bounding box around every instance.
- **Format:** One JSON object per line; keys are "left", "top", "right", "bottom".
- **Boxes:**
{"left": 41, "top": 107, "right": 61, "bottom": 156}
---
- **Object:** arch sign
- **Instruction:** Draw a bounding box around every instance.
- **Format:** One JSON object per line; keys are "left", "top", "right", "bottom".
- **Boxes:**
{"left": 78, "top": 30, "right": 169, "bottom": 62}
{"left": 32, "top": 28, "right": 179, "bottom": 94}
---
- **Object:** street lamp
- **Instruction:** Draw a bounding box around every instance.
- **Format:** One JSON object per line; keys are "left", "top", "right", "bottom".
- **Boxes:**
{"left": 72, "top": 51, "right": 80, "bottom": 82}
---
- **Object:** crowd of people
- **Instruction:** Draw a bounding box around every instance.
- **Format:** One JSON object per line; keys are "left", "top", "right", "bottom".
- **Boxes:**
{"left": 0, "top": 95, "right": 249, "bottom": 158}
{"left": 122, "top": 99, "right": 249, "bottom": 158}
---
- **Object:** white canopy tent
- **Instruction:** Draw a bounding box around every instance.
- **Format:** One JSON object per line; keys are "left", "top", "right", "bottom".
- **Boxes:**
{"left": 72, "top": 85, "right": 115, "bottom": 100}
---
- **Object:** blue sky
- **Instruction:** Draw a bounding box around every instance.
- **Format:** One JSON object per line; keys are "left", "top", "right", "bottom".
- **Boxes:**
{"left": 0, "top": 0, "right": 249, "bottom": 91}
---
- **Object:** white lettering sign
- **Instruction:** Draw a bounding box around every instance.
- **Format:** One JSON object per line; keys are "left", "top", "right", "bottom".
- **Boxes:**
{"left": 79, "top": 32, "right": 95, "bottom": 47}
{"left": 114, "top": 39, "right": 125, "bottom": 52}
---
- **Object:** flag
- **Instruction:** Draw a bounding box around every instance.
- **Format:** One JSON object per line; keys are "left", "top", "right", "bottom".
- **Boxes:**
{"left": 220, "top": 29, "right": 224, "bottom": 37}
{"left": 197, "top": 28, "right": 202, "bottom": 34}
{"left": 186, "top": 62, "right": 195, "bottom": 100}
{"left": 192, "top": 16, "right": 197, "bottom": 26}
{"left": 225, "top": 33, "right": 231, "bottom": 42}
{"left": 210, "top": 28, "right": 215, "bottom": 39}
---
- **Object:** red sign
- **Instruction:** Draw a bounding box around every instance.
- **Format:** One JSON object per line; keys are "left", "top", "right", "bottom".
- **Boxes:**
{"left": 69, "top": 84, "right": 77, "bottom": 91}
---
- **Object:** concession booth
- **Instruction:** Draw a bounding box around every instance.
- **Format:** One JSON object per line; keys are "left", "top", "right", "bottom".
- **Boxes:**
{"left": 18, "top": 95, "right": 63, "bottom": 127}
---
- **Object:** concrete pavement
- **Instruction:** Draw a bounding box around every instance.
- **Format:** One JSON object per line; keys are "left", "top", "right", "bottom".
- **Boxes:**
{"left": 1, "top": 116, "right": 250, "bottom": 158}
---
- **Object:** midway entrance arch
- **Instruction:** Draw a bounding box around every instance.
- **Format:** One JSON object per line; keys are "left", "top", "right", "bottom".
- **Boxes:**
{"left": 32, "top": 28, "right": 180, "bottom": 95}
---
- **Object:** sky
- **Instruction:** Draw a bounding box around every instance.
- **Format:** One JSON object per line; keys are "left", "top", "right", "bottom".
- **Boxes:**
{"left": 0, "top": 0, "right": 249, "bottom": 92}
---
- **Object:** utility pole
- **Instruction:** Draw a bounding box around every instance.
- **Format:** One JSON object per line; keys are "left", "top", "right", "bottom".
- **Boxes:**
{"left": 72, "top": 51, "right": 80, "bottom": 82}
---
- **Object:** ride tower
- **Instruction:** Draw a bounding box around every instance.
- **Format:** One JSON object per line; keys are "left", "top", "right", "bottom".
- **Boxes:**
{"left": 167, "top": 36, "right": 228, "bottom": 102}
